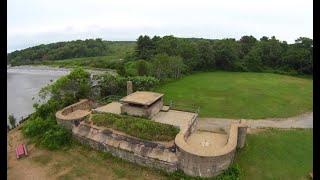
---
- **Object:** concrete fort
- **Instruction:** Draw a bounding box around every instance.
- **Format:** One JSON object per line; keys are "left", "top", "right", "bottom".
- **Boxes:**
{"left": 56, "top": 89, "right": 248, "bottom": 178}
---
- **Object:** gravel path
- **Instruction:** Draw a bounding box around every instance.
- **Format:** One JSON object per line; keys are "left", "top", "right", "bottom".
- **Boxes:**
{"left": 198, "top": 112, "right": 313, "bottom": 129}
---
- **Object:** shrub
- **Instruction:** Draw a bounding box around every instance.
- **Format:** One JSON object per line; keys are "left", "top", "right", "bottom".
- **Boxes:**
{"left": 163, "top": 163, "right": 242, "bottom": 180}
{"left": 215, "top": 163, "right": 242, "bottom": 180}
{"left": 22, "top": 117, "right": 55, "bottom": 138}
{"left": 91, "top": 113, "right": 179, "bottom": 141}
{"left": 127, "top": 76, "right": 159, "bottom": 91}
{"left": 40, "top": 124, "right": 72, "bottom": 150}
{"left": 8, "top": 114, "right": 17, "bottom": 128}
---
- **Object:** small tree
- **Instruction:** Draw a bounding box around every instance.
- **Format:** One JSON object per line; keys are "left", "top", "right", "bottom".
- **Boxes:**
{"left": 136, "top": 60, "right": 149, "bottom": 76}
{"left": 8, "top": 114, "right": 16, "bottom": 129}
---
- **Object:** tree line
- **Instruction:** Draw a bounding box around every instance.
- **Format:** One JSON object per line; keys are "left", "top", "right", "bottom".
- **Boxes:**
{"left": 130, "top": 35, "right": 312, "bottom": 76}
{"left": 8, "top": 38, "right": 109, "bottom": 66}
{"left": 7, "top": 35, "right": 313, "bottom": 77}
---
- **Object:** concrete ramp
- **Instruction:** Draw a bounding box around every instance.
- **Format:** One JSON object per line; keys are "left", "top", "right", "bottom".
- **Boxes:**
{"left": 152, "top": 110, "right": 196, "bottom": 129}
{"left": 92, "top": 102, "right": 122, "bottom": 114}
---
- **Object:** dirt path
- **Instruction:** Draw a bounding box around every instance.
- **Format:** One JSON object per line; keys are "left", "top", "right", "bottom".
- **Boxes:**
{"left": 198, "top": 112, "right": 313, "bottom": 130}
{"left": 7, "top": 129, "right": 166, "bottom": 180}
{"left": 7, "top": 129, "right": 54, "bottom": 180}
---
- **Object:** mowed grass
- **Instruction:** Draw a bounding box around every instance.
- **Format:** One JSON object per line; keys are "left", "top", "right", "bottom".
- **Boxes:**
{"left": 155, "top": 72, "right": 313, "bottom": 118}
{"left": 235, "top": 128, "right": 313, "bottom": 180}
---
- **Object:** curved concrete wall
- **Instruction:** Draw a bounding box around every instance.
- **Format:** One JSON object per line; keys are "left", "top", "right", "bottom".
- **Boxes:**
{"left": 175, "top": 115, "right": 247, "bottom": 177}
{"left": 56, "top": 99, "right": 95, "bottom": 129}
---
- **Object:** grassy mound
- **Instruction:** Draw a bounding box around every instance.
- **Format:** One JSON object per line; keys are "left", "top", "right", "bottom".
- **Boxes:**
{"left": 235, "top": 128, "right": 313, "bottom": 179}
{"left": 156, "top": 72, "right": 313, "bottom": 119}
{"left": 91, "top": 113, "right": 179, "bottom": 141}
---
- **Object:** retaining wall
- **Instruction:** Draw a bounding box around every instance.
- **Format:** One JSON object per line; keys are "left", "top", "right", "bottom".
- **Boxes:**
{"left": 72, "top": 123, "right": 179, "bottom": 172}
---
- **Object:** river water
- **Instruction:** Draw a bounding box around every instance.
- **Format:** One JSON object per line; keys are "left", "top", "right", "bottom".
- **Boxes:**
{"left": 7, "top": 66, "right": 110, "bottom": 123}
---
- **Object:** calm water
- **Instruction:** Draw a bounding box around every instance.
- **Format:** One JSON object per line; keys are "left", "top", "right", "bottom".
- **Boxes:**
{"left": 7, "top": 66, "right": 109, "bottom": 123}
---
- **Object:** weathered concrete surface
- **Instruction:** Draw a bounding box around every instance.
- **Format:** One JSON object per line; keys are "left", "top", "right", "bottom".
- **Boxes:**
{"left": 64, "top": 110, "right": 90, "bottom": 119}
{"left": 92, "top": 102, "right": 122, "bottom": 114}
{"left": 152, "top": 110, "right": 196, "bottom": 129}
{"left": 121, "top": 98, "right": 163, "bottom": 118}
{"left": 198, "top": 112, "right": 313, "bottom": 129}
{"left": 127, "top": 81, "right": 133, "bottom": 95}
{"left": 56, "top": 99, "right": 93, "bottom": 130}
{"left": 73, "top": 123, "right": 178, "bottom": 172}
{"left": 120, "top": 91, "right": 164, "bottom": 106}
{"left": 186, "top": 131, "right": 228, "bottom": 152}
{"left": 175, "top": 115, "right": 247, "bottom": 177}
{"left": 161, "top": 105, "right": 170, "bottom": 112}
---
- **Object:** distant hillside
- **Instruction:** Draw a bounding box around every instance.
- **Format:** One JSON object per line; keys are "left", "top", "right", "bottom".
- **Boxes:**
{"left": 7, "top": 39, "right": 136, "bottom": 66}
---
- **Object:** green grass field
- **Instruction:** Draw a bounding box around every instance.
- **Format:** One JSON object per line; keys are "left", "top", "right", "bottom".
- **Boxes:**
{"left": 33, "top": 55, "right": 122, "bottom": 70}
{"left": 235, "top": 128, "right": 313, "bottom": 180}
{"left": 155, "top": 72, "right": 313, "bottom": 119}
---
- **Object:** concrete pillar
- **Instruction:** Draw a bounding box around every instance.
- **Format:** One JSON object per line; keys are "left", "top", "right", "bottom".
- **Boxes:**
{"left": 127, "top": 81, "right": 133, "bottom": 95}
{"left": 237, "top": 121, "right": 248, "bottom": 148}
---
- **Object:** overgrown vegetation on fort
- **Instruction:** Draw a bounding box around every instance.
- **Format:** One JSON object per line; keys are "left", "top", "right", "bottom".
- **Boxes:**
{"left": 22, "top": 68, "right": 93, "bottom": 150}
{"left": 91, "top": 113, "right": 180, "bottom": 141}
{"left": 20, "top": 67, "right": 163, "bottom": 149}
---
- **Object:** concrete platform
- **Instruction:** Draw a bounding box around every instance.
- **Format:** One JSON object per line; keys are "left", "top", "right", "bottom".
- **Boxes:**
{"left": 161, "top": 105, "right": 170, "bottom": 112}
{"left": 64, "top": 110, "right": 90, "bottom": 120}
{"left": 186, "top": 131, "right": 228, "bottom": 152}
{"left": 152, "top": 110, "right": 196, "bottom": 129}
{"left": 92, "top": 102, "right": 122, "bottom": 114}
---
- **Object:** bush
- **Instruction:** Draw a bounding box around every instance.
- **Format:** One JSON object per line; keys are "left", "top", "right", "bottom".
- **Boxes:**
{"left": 8, "top": 114, "right": 17, "bottom": 128}
{"left": 127, "top": 76, "right": 159, "bottom": 91}
{"left": 93, "top": 74, "right": 159, "bottom": 96}
{"left": 22, "top": 117, "right": 55, "bottom": 138}
{"left": 163, "top": 163, "right": 242, "bottom": 180}
{"left": 215, "top": 163, "right": 242, "bottom": 180}
{"left": 41, "top": 124, "right": 72, "bottom": 150}
{"left": 91, "top": 113, "right": 179, "bottom": 141}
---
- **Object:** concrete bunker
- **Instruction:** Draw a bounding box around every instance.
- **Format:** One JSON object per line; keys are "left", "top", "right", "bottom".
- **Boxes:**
{"left": 119, "top": 91, "right": 164, "bottom": 118}
{"left": 55, "top": 81, "right": 248, "bottom": 178}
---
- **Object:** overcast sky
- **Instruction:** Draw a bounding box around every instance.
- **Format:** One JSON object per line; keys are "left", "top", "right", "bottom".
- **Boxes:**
{"left": 8, "top": 0, "right": 313, "bottom": 52}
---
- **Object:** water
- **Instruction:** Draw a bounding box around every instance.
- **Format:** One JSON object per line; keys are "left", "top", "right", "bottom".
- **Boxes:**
{"left": 7, "top": 66, "right": 110, "bottom": 123}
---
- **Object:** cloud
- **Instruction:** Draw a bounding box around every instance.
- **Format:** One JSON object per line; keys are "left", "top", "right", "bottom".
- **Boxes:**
{"left": 7, "top": 0, "right": 313, "bottom": 52}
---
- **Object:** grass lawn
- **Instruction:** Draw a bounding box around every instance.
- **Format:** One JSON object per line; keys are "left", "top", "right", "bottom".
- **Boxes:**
{"left": 155, "top": 72, "right": 313, "bottom": 119}
{"left": 235, "top": 128, "right": 313, "bottom": 180}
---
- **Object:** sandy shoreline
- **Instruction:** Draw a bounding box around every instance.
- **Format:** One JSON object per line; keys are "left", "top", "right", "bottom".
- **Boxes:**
{"left": 7, "top": 65, "right": 115, "bottom": 75}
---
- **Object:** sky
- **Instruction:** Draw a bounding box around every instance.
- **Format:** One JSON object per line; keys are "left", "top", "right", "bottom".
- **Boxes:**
{"left": 7, "top": 0, "right": 313, "bottom": 52}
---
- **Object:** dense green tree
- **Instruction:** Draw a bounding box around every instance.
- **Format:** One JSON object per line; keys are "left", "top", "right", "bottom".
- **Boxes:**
{"left": 239, "top": 35, "right": 258, "bottom": 58}
{"left": 8, "top": 114, "right": 16, "bottom": 129}
{"left": 151, "top": 53, "right": 186, "bottom": 80}
{"left": 135, "top": 35, "right": 156, "bottom": 60}
{"left": 136, "top": 60, "right": 149, "bottom": 76}
{"left": 39, "top": 67, "right": 92, "bottom": 104}
{"left": 244, "top": 47, "right": 263, "bottom": 72}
